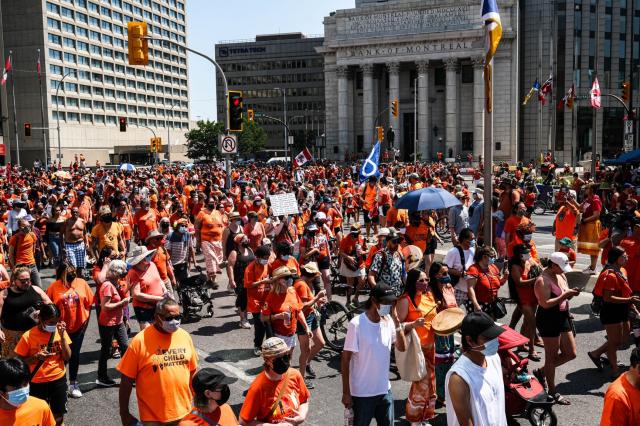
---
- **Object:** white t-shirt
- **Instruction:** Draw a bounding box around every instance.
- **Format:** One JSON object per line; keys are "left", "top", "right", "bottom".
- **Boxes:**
{"left": 343, "top": 312, "right": 396, "bottom": 397}
{"left": 443, "top": 247, "right": 475, "bottom": 293}
{"left": 445, "top": 353, "right": 506, "bottom": 426}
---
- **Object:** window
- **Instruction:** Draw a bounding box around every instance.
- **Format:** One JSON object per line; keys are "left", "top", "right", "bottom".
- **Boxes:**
{"left": 129, "top": 105, "right": 137, "bottom": 113}
{"left": 77, "top": 27, "right": 88, "bottom": 38}
{"left": 461, "top": 132, "right": 474, "bottom": 151}
{"left": 92, "top": 73, "right": 103, "bottom": 82}
{"left": 89, "top": 16, "right": 100, "bottom": 27}
{"left": 61, "top": 7, "right": 74, "bottom": 18}
{"left": 94, "top": 115, "right": 105, "bottom": 124}
{"left": 78, "top": 41, "right": 89, "bottom": 52}
{"left": 105, "top": 89, "right": 116, "bottom": 98}
{"left": 100, "top": 6, "right": 111, "bottom": 17}
{"left": 106, "top": 102, "right": 116, "bottom": 111}
{"left": 78, "top": 70, "right": 91, "bottom": 80}
{"left": 77, "top": 0, "right": 87, "bottom": 8}
{"left": 81, "top": 113, "right": 93, "bottom": 123}
{"left": 67, "top": 98, "right": 79, "bottom": 107}
{"left": 90, "top": 44, "right": 102, "bottom": 55}
{"left": 50, "top": 64, "right": 63, "bottom": 75}
{"left": 93, "top": 87, "right": 104, "bottom": 96}
{"left": 49, "top": 49, "right": 63, "bottom": 60}
{"left": 88, "top": 2, "right": 99, "bottom": 13}
{"left": 80, "top": 99, "right": 92, "bottom": 108}
{"left": 117, "top": 104, "right": 126, "bottom": 112}
{"left": 80, "top": 85, "right": 91, "bottom": 94}
{"left": 63, "top": 37, "right": 76, "bottom": 48}
{"left": 107, "top": 116, "right": 117, "bottom": 125}
{"left": 113, "top": 11, "right": 123, "bottom": 21}
{"left": 62, "top": 22, "right": 75, "bottom": 33}
{"left": 91, "top": 59, "right": 103, "bottom": 68}
{"left": 101, "top": 21, "right": 112, "bottom": 31}
{"left": 47, "top": 2, "right": 60, "bottom": 14}
{"left": 90, "top": 30, "right": 101, "bottom": 41}
{"left": 103, "top": 35, "right": 113, "bottom": 45}
{"left": 48, "top": 34, "right": 61, "bottom": 44}
{"left": 51, "top": 95, "right": 65, "bottom": 106}
{"left": 105, "top": 75, "right": 115, "bottom": 85}
{"left": 104, "top": 62, "right": 114, "bottom": 72}
{"left": 76, "top": 12, "right": 88, "bottom": 23}
{"left": 78, "top": 56, "right": 90, "bottom": 66}
{"left": 94, "top": 101, "right": 105, "bottom": 110}
{"left": 63, "top": 53, "right": 76, "bottom": 63}
{"left": 67, "top": 112, "right": 80, "bottom": 122}
{"left": 48, "top": 18, "right": 61, "bottom": 30}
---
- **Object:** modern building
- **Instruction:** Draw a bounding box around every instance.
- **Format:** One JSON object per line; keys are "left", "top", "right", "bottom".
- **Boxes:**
{"left": 215, "top": 33, "right": 325, "bottom": 158}
{"left": 520, "top": 0, "right": 640, "bottom": 165}
{"left": 1, "top": 0, "right": 190, "bottom": 167}
{"left": 0, "top": 1, "right": 8, "bottom": 162}
{"left": 320, "top": 0, "right": 519, "bottom": 162}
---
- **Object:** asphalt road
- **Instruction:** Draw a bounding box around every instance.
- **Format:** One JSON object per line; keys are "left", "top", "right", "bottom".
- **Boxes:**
{"left": 48, "top": 210, "right": 618, "bottom": 426}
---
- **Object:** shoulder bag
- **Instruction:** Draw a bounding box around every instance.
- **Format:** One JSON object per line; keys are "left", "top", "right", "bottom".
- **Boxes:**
{"left": 450, "top": 246, "right": 465, "bottom": 286}
{"left": 394, "top": 328, "right": 427, "bottom": 382}
{"left": 486, "top": 270, "right": 507, "bottom": 319}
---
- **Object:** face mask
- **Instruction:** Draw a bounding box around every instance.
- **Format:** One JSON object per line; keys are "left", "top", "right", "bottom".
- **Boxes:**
{"left": 416, "top": 281, "right": 429, "bottom": 292}
{"left": 473, "top": 338, "right": 500, "bottom": 357}
{"left": 43, "top": 324, "right": 57, "bottom": 333}
{"left": 66, "top": 273, "right": 76, "bottom": 283}
{"left": 258, "top": 259, "right": 268, "bottom": 266}
{"left": 469, "top": 239, "right": 476, "bottom": 248}
{"left": 377, "top": 303, "right": 392, "bottom": 317}
{"left": 21, "top": 227, "right": 30, "bottom": 233}
{"left": 101, "top": 215, "right": 113, "bottom": 223}
{"left": 488, "top": 257, "right": 496, "bottom": 265}
{"left": 161, "top": 319, "right": 181, "bottom": 333}
{"left": 272, "top": 356, "right": 290, "bottom": 375}
{"left": 255, "top": 202, "right": 262, "bottom": 206}
{"left": 280, "top": 255, "right": 290, "bottom": 261}
{"left": 285, "top": 278, "right": 294, "bottom": 287}
{"left": 234, "top": 220, "right": 242, "bottom": 226}
{"left": 439, "top": 274, "right": 452, "bottom": 284}
{"left": 523, "top": 234, "right": 532, "bottom": 242}
{"left": 350, "top": 233, "right": 359, "bottom": 238}
{"left": 522, "top": 254, "right": 531, "bottom": 261}
{"left": 2, "top": 385, "right": 29, "bottom": 407}
{"left": 178, "top": 226, "right": 187, "bottom": 233}
{"left": 214, "top": 384, "right": 230, "bottom": 406}
{"left": 208, "top": 204, "right": 216, "bottom": 210}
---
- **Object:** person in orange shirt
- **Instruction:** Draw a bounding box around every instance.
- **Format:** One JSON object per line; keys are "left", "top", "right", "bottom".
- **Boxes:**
{"left": 8, "top": 218, "right": 41, "bottom": 288}
{"left": 0, "top": 357, "right": 56, "bottom": 426}
{"left": 115, "top": 201, "right": 134, "bottom": 254}
{"left": 404, "top": 212, "right": 430, "bottom": 255}
{"left": 599, "top": 347, "right": 640, "bottom": 426}
{"left": 180, "top": 368, "right": 238, "bottom": 426}
{"left": 195, "top": 199, "right": 226, "bottom": 288}
{"left": 118, "top": 298, "right": 198, "bottom": 425}
{"left": 245, "top": 245, "right": 272, "bottom": 356}
{"left": 361, "top": 176, "right": 379, "bottom": 239}
{"left": 339, "top": 224, "right": 368, "bottom": 305}
{"left": 133, "top": 199, "right": 159, "bottom": 244}
{"left": 269, "top": 242, "right": 301, "bottom": 276}
{"left": 239, "top": 337, "right": 310, "bottom": 425}
{"left": 46, "top": 263, "right": 94, "bottom": 399}
{"left": 553, "top": 193, "right": 580, "bottom": 251}
{"left": 146, "top": 230, "right": 177, "bottom": 295}
{"left": 14, "top": 303, "right": 72, "bottom": 426}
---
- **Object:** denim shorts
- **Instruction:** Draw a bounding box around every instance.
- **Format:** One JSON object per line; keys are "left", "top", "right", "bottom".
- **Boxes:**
{"left": 296, "top": 312, "right": 319, "bottom": 336}
{"left": 133, "top": 306, "right": 155, "bottom": 323}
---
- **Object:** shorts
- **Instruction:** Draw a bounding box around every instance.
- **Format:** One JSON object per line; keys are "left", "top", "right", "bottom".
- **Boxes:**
{"left": 339, "top": 262, "right": 366, "bottom": 278}
{"left": 425, "top": 237, "right": 437, "bottom": 255}
{"left": 133, "top": 306, "right": 155, "bottom": 323}
{"left": 536, "top": 309, "right": 571, "bottom": 338}
{"left": 201, "top": 240, "right": 224, "bottom": 275}
{"left": 296, "top": 312, "right": 319, "bottom": 336}
{"left": 30, "top": 376, "right": 68, "bottom": 415}
{"left": 318, "top": 257, "right": 331, "bottom": 271}
{"left": 275, "top": 333, "right": 297, "bottom": 349}
{"left": 362, "top": 210, "right": 379, "bottom": 225}
{"left": 600, "top": 302, "right": 629, "bottom": 325}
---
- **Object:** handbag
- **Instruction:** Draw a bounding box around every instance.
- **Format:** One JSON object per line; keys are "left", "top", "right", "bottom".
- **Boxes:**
{"left": 394, "top": 328, "right": 427, "bottom": 382}
{"left": 450, "top": 246, "right": 465, "bottom": 286}
{"left": 486, "top": 270, "right": 507, "bottom": 319}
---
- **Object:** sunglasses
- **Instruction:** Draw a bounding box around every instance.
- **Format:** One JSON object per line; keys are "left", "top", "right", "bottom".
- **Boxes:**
{"left": 17, "top": 277, "right": 31, "bottom": 284}
{"left": 417, "top": 278, "right": 429, "bottom": 282}
{"left": 390, "top": 238, "right": 402, "bottom": 244}
{"left": 162, "top": 314, "right": 183, "bottom": 321}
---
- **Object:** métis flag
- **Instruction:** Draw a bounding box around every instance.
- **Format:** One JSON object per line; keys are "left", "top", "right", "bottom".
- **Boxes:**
{"left": 590, "top": 77, "right": 601, "bottom": 109}
{"left": 522, "top": 79, "right": 540, "bottom": 106}
{"left": 293, "top": 147, "right": 313, "bottom": 168}
{"left": 539, "top": 75, "right": 553, "bottom": 105}
{"left": 482, "top": 0, "right": 503, "bottom": 113}
{"left": 360, "top": 142, "right": 381, "bottom": 182}
{"left": 1, "top": 54, "right": 11, "bottom": 86}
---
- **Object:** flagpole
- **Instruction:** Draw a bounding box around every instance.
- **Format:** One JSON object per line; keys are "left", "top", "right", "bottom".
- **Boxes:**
{"left": 537, "top": 11, "right": 543, "bottom": 162}
{"left": 483, "top": 60, "right": 494, "bottom": 247}
{"left": 9, "top": 51, "right": 19, "bottom": 167}
{"left": 37, "top": 49, "right": 48, "bottom": 168}
{"left": 591, "top": 0, "right": 600, "bottom": 178}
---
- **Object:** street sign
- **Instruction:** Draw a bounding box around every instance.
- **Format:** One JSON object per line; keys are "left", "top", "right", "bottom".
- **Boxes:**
{"left": 624, "top": 134, "right": 633, "bottom": 152}
{"left": 624, "top": 120, "right": 633, "bottom": 135}
{"left": 288, "top": 135, "right": 295, "bottom": 146}
{"left": 219, "top": 134, "right": 238, "bottom": 154}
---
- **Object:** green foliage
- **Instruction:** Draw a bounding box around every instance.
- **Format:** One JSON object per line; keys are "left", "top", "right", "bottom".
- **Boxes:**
{"left": 238, "top": 118, "right": 267, "bottom": 156}
{"left": 184, "top": 120, "right": 225, "bottom": 160}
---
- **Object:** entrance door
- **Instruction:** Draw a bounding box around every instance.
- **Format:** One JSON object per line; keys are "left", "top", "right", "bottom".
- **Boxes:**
{"left": 403, "top": 112, "right": 415, "bottom": 162}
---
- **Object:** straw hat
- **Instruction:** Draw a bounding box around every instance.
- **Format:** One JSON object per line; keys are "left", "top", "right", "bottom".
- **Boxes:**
{"left": 228, "top": 211, "right": 241, "bottom": 221}
{"left": 126, "top": 245, "right": 157, "bottom": 266}
{"left": 271, "top": 266, "right": 293, "bottom": 280}
{"left": 402, "top": 245, "right": 423, "bottom": 271}
{"left": 145, "top": 229, "right": 164, "bottom": 242}
{"left": 233, "top": 233, "right": 247, "bottom": 244}
{"left": 301, "top": 262, "right": 320, "bottom": 276}
{"left": 261, "top": 337, "right": 289, "bottom": 359}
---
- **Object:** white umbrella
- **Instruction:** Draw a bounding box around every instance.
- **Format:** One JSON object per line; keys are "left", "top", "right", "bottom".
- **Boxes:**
{"left": 119, "top": 163, "right": 136, "bottom": 172}
{"left": 183, "top": 163, "right": 194, "bottom": 170}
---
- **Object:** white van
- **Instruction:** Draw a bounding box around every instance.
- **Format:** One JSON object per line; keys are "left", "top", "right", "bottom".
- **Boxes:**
{"left": 266, "top": 157, "right": 290, "bottom": 164}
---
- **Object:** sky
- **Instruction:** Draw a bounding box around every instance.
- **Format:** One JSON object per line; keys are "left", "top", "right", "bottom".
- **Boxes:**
{"left": 186, "top": 0, "right": 354, "bottom": 121}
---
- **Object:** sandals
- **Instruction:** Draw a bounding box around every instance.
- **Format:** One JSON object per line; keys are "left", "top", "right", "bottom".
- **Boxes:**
{"left": 587, "top": 351, "right": 604, "bottom": 372}
{"left": 528, "top": 352, "right": 541, "bottom": 362}
{"left": 551, "top": 393, "right": 571, "bottom": 405}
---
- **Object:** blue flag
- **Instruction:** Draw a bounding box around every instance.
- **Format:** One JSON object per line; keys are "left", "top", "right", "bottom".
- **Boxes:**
{"left": 360, "top": 142, "right": 381, "bottom": 182}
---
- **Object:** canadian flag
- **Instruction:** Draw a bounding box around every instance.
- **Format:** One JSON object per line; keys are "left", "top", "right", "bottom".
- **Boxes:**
{"left": 590, "top": 77, "right": 601, "bottom": 109}
{"left": 1, "top": 55, "right": 10, "bottom": 86}
{"left": 293, "top": 147, "right": 313, "bottom": 168}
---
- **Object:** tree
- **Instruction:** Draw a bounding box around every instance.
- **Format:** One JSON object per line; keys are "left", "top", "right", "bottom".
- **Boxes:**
{"left": 184, "top": 120, "right": 225, "bottom": 161}
{"left": 238, "top": 118, "right": 267, "bottom": 156}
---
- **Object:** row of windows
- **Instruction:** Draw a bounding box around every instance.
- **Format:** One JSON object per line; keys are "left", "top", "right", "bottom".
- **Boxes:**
{"left": 51, "top": 0, "right": 185, "bottom": 22}
{"left": 225, "top": 73, "right": 325, "bottom": 86}
{"left": 220, "top": 59, "right": 324, "bottom": 73}
{"left": 50, "top": 95, "right": 188, "bottom": 118}
{"left": 51, "top": 85, "right": 188, "bottom": 108}
{"left": 239, "top": 88, "right": 324, "bottom": 99}
{"left": 218, "top": 101, "right": 325, "bottom": 116}
{"left": 52, "top": 111, "right": 189, "bottom": 129}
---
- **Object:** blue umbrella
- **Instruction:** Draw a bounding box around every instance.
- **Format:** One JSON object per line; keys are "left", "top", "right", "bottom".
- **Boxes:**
{"left": 119, "top": 163, "right": 136, "bottom": 172}
{"left": 395, "top": 187, "right": 461, "bottom": 212}
{"left": 183, "top": 163, "right": 194, "bottom": 169}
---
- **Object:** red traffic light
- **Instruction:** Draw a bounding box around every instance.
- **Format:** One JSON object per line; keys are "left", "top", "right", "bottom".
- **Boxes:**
{"left": 119, "top": 116, "right": 127, "bottom": 132}
{"left": 24, "top": 123, "right": 31, "bottom": 137}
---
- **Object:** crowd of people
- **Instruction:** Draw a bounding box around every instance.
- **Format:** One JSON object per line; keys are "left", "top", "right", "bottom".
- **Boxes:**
{"left": 0, "top": 157, "right": 638, "bottom": 425}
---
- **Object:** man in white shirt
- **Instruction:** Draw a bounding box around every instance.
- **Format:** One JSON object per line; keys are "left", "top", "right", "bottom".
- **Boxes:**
{"left": 341, "top": 284, "right": 407, "bottom": 426}
{"left": 7, "top": 201, "right": 27, "bottom": 236}
{"left": 443, "top": 228, "right": 476, "bottom": 307}
{"left": 446, "top": 312, "right": 507, "bottom": 426}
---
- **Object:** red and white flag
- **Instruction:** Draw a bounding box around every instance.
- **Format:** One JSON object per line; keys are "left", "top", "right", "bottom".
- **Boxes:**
{"left": 37, "top": 52, "right": 42, "bottom": 81}
{"left": 293, "top": 147, "right": 313, "bottom": 167}
{"left": 590, "top": 77, "right": 601, "bottom": 109}
{"left": 1, "top": 55, "right": 11, "bottom": 86}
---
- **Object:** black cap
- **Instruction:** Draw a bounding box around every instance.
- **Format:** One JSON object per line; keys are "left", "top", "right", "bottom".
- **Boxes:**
{"left": 460, "top": 312, "right": 505, "bottom": 341}
{"left": 370, "top": 283, "right": 398, "bottom": 304}
{"left": 192, "top": 368, "right": 235, "bottom": 395}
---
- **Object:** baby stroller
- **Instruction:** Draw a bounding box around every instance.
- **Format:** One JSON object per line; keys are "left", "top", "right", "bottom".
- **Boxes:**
{"left": 498, "top": 326, "right": 557, "bottom": 426}
{"left": 177, "top": 267, "right": 214, "bottom": 321}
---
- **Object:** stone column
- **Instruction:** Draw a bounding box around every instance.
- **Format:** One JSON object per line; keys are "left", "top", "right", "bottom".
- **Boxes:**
{"left": 444, "top": 58, "right": 458, "bottom": 158}
{"left": 417, "top": 61, "right": 430, "bottom": 161}
{"left": 362, "top": 63, "right": 375, "bottom": 152}
{"left": 337, "top": 66, "right": 349, "bottom": 154}
{"left": 387, "top": 62, "right": 400, "bottom": 147}
{"left": 472, "top": 57, "right": 485, "bottom": 161}
{"left": 347, "top": 70, "right": 355, "bottom": 151}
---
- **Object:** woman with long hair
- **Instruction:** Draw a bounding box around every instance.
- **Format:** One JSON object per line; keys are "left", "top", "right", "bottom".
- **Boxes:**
{"left": 509, "top": 244, "right": 540, "bottom": 361}
{"left": 226, "top": 233, "right": 254, "bottom": 329}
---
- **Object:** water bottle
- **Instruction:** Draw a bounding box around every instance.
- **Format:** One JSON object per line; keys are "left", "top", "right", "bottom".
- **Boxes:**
{"left": 283, "top": 309, "right": 291, "bottom": 328}
{"left": 344, "top": 408, "right": 354, "bottom": 426}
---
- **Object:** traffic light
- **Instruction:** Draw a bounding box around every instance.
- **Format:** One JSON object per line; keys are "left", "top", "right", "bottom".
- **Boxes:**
{"left": 247, "top": 108, "right": 254, "bottom": 122}
{"left": 119, "top": 117, "right": 127, "bottom": 132}
{"left": 622, "top": 81, "right": 631, "bottom": 102}
{"left": 24, "top": 123, "right": 31, "bottom": 137}
{"left": 155, "top": 137, "right": 162, "bottom": 152}
{"left": 391, "top": 99, "right": 399, "bottom": 117}
{"left": 228, "top": 90, "right": 243, "bottom": 132}
{"left": 150, "top": 137, "right": 156, "bottom": 152}
{"left": 376, "top": 126, "right": 384, "bottom": 142}
{"left": 127, "top": 22, "right": 148, "bottom": 66}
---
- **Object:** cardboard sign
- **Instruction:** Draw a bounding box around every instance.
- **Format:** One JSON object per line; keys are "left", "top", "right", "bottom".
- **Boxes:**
{"left": 269, "top": 192, "right": 299, "bottom": 217}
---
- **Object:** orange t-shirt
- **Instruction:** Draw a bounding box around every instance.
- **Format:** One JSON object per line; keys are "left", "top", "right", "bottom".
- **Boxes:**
{"left": 600, "top": 373, "right": 640, "bottom": 426}
{"left": 197, "top": 210, "right": 224, "bottom": 242}
{"left": 0, "top": 396, "right": 55, "bottom": 426}
{"left": 116, "top": 210, "right": 134, "bottom": 241}
{"left": 467, "top": 264, "right": 502, "bottom": 303}
{"left": 554, "top": 205, "right": 578, "bottom": 241}
{"left": 152, "top": 245, "right": 170, "bottom": 281}
{"left": 244, "top": 261, "right": 270, "bottom": 314}
{"left": 339, "top": 234, "right": 366, "bottom": 269}
{"left": 405, "top": 222, "right": 430, "bottom": 253}
{"left": 327, "top": 207, "right": 342, "bottom": 230}
{"left": 293, "top": 279, "right": 315, "bottom": 316}
{"left": 239, "top": 369, "right": 310, "bottom": 424}
{"left": 620, "top": 236, "right": 640, "bottom": 292}
{"left": 362, "top": 185, "right": 377, "bottom": 211}
{"left": 45, "top": 278, "right": 94, "bottom": 334}
{"left": 386, "top": 207, "right": 409, "bottom": 228}
{"left": 133, "top": 209, "right": 160, "bottom": 241}
{"left": 179, "top": 404, "right": 238, "bottom": 426}
{"left": 14, "top": 326, "right": 71, "bottom": 384}
{"left": 400, "top": 292, "right": 437, "bottom": 346}
{"left": 117, "top": 326, "right": 198, "bottom": 423}
{"left": 262, "top": 288, "right": 303, "bottom": 337}
{"left": 9, "top": 232, "right": 37, "bottom": 266}
{"left": 593, "top": 268, "right": 632, "bottom": 298}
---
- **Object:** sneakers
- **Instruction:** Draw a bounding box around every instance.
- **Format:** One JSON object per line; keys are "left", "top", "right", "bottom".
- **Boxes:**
{"left": 239, "top": 320, "right": 251, "bottom": 329}
{"left": 111, "top": 348, "right": 121, "bottom": 359}
{"left": 253, "top": 347, "right": 262, "bottom": 357}
{"left": 306, "top": 364, "right": 316, "bottom": 379}
{"left": 96, "top": 377, "right": 117, "bottom": 387}
{"left": 304, "top": 378, "right": 315, "bottom": 389}
{"left": 68, "top": 382, "right": 83, "bottom": 398}
{"left": 583, "top": 266, "right": 596, "bottom": 275}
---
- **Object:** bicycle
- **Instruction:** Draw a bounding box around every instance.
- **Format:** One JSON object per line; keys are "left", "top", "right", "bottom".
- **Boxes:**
{"left": 319, "top": 299, "right": 361, "bottom": 352}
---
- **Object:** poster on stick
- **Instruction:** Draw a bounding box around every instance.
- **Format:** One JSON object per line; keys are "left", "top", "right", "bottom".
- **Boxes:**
{"left": 269, "top": 193, "right": 299, "bottom": 216}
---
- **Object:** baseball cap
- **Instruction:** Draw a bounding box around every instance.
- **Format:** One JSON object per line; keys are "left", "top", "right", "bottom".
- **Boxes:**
{"left": 370, "top": 283, "right": 398, "bottom": 304}
{"left": 460, "top": 312, "right": 506, "bottom": 341}
{"left": 548, "top": 252, "right": 572, "bottom": 273}
{"left": 558, "top": 237, "right": 574, "bottom": 247}
{"left": 191, "top": 368, "right": 235, "bottom": 395}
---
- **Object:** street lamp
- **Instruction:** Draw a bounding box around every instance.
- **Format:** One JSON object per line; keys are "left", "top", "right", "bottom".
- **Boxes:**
{"left": 167, "top": 101, "right": 180, "bottom": 165}
{"left": 54, "top": 70, "right": 76, "bottom": 166}
{"left": 274, "top": 87, "right": 287, "bottom": 159}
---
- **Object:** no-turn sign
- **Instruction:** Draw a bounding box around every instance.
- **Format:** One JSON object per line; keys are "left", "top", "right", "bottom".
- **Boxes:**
{"left": 219, "top": 134, "right": 238, "bottom": 154}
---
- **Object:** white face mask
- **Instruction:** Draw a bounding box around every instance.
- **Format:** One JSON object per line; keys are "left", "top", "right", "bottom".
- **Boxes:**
{"left": 522, "top": 254, "right": 531, "bottom": 261}
{"left": 43, "top": 324, "right": 57, "bottom": 333}
{"left": 377, "top": 304, "right": 392, "bottom": 317}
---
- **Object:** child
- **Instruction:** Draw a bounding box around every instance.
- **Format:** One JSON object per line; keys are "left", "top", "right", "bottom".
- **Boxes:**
{"left": 558, "top": 237, "right": 577, "bottom": 267}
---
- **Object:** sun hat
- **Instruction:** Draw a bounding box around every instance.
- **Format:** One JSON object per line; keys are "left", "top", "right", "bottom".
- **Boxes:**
{"left": 271, "top": 266, "right": 293, "bottom": 280}
{"left": 301, "top": 262, "right": 321, "bottom": 276}
{"left": 98, "top": 206, "right": 112, "bottom": 216}
{"left": 377, "top": 227, "right": 390, "bottom": 237}
{"left": 233, "top": 233, "right": 247, "bottom": 244}
{"left": 126, "top": 245, "right": 157, "bottom": 266}
{"left": 228, "top": 211, "right": 241, "bottom": 221}
{"left": 261, "top": 337, "right": 290, "bottom": 359}
{"left": 145, "top": 229, "right": 164, "bottom": 242}
{"left": 402, "top": 245, "right": 424, "bottom": 271}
